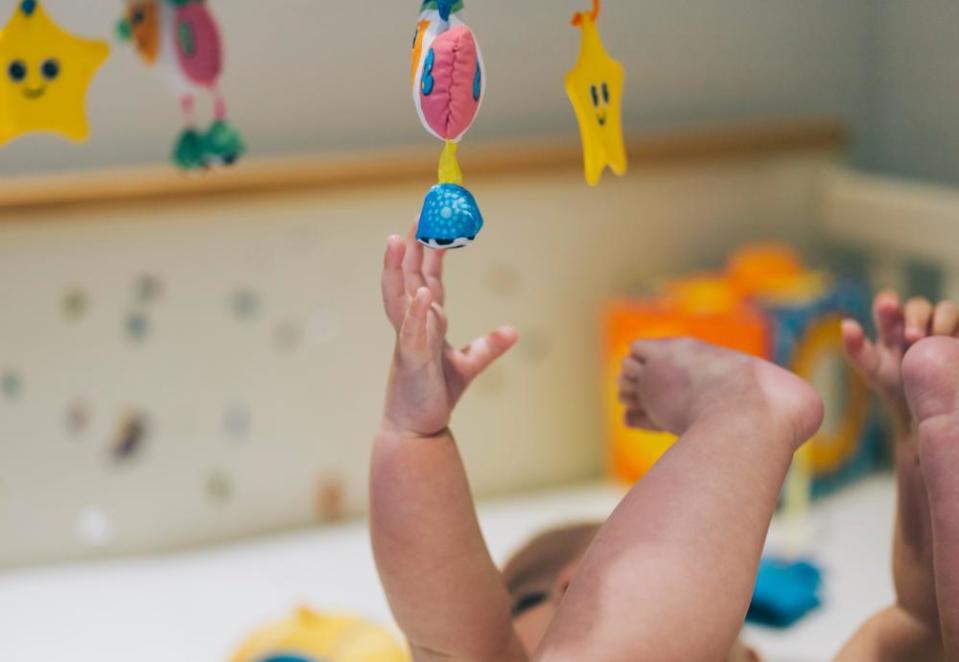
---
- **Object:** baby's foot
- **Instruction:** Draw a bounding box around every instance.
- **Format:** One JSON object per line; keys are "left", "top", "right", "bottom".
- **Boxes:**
{"left": 619, "top": 338, "right": 823, "bottom": 448}
{"left": 902, "top": 336, "right": 959, "bottom": 655}
{"left": 903, "top": 336, "right": 959, "bottom": 435}
{"left": 842, "top": 291, "right": 959, "bottom": 430}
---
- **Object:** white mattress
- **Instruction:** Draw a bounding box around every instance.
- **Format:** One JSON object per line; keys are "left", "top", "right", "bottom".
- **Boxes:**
{"left": 0, "top": 477, "right": 895, "bottom": 662}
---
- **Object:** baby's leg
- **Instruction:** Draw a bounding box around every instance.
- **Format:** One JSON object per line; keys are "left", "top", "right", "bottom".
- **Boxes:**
{"left": 844, "top": 293, "right": 939, "bottom": 623}
{"left": 534, "top": 339, "right": 823, "bottom": 662}
{"left": 904, "top": 337, "right": 959, "bottom": 658}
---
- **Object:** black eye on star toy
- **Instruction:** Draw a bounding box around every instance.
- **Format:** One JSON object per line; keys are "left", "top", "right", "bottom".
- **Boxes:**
{"left": 41, "top": 58, "right": 59, "bottom": 81}
{"left": 602, "top": 82, "right": 610, "bottom": 104}
{"left": 7, "top": 60, "right": 26, "bottom": 83}
{"left": 590, "top": 84, "right": 599, "bottom": 107}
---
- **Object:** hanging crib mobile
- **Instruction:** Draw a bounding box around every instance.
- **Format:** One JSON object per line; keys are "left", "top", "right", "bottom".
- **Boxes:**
{"left": 116, "top": 0, "right": 245, "bottom": 170}
{"left": 410, "top": 0, "right": 486, "bottom": 249}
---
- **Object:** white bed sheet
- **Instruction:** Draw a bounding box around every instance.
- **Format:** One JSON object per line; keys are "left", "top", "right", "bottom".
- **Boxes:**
{"left": 0, "top": 477, "right": 895, "bottom": 662}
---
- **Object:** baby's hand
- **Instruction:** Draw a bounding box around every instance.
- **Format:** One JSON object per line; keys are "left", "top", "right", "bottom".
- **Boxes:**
{"left": 380, "top": 232, "right": 517, "bottom": 437}
{"left": 842, "top": 291, "right": 959, "bottom": 426}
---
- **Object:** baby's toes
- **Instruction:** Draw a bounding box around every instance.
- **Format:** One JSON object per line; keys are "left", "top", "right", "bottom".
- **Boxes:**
{"left": 624, "top": 407, "right": 659, "bottom": 431}
{"left": 621, "top": 355, "right": 644, "bottom": 378}
{"left": 618, "top": 392, "right": 636, "bottom": 410}
{"left": 618, "top": 358, "right": 643, "bottom": 400}
{"left": 630, "top": 339, "right": 666, "bottom": 365}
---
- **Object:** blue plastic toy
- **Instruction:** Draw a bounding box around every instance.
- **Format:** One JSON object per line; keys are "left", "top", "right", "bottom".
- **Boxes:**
{"left": 747, "top": 557, "right": 823, "bottom": 628}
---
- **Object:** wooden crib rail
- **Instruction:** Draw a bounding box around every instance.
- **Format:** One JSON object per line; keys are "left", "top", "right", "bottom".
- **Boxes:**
{"left": 822, "top": 167, "right": 959, "bottom": 299}
{"left": 0, "top": 117, "right": 844, "bottom": 216}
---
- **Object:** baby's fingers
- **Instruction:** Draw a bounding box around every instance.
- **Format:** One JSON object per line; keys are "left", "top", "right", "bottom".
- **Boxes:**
{"left": 459, "top": 326, "right": 519, "bottom": 380}
{"left": 382, "top": 235, "right": 408, "bottom": 328}
{"left": 402, "top": 226, "right": 427, "bottom": 297}
{"left": 932, "top": 300, "right": 959, "bottom": 336}
{"left": 904, "top": 297, "right": 934, "bottom": 343}
{"left": 399, "top": 287, "right": 432, "bottom": 356}
{"left": 422, "top": 248, "right": 446, "bottom": 306}
{"left": 842, "top": 319, "right": 880, "bottom": 379}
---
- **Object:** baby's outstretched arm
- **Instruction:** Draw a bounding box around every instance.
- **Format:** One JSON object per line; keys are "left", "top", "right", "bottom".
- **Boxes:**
{"left": 370, "top": 234, "right": 526, "bottom": 662}
{"left": 838, "top": 293, "right": 959, "bottom": 660}
{"left": 534, "top": 339, "right": 823, "bottom": 661}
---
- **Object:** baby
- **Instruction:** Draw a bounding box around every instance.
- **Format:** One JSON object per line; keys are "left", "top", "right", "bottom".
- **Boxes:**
{"left": 371, "top": 232, "right": 959, "bottom": 661}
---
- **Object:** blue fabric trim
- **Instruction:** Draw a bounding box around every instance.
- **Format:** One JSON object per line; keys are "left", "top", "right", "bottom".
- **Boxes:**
{"left": 419, "top": 0, "right": 464, "bottom": 18}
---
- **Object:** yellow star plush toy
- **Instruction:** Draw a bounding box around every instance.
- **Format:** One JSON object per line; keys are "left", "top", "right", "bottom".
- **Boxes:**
{"left": 565, "top": 0, "right": 627, "bottom": 186}
{"left": 0, "top": 0, "right": 109, "bottom": 146}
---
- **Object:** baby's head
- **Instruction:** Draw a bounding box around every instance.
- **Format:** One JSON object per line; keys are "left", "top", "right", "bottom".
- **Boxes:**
{"left": 502, "top": 522, "right": 600, "bottom": 652}
{"left": 502, "top": 522, "right": 761, "bottom": 662}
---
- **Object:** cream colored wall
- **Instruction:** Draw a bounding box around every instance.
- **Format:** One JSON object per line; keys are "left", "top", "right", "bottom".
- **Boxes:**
{"left": 862, "top": 2, "right": 959, "bottom": 185}
{"left": 0, "top": 151, "right": 834, "bottom": 567}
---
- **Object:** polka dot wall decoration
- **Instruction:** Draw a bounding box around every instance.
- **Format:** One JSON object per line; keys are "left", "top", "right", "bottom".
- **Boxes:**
{"left": 223, "top": 402, "right": 252, "bottom": 439}
{"left": 65, "top": 399, "right": 92, "bottom": 437}
{"left": 273, "top": 321, "right": 303, "bottom": 353}
{"left": 111, "top": 411, "right": 149, "bottom": 462}
{"left": 1, "top": 370, "right": 22, "bottom": 400}
{"left": 125, "top": 311, "right": 150, "bottom": 342}
{"left": 75, "top": 507, "right": 116, "bottom": 548}
{"left": 135, "top": 274, "right": 164, "bottom": 304}
{"left": 230, "top": 288, "right": 261, "bottom": 320}
{"left": 61, "top": 288, "right": 89, "bottom": 321}
{"left": 206, "top": 470, "right": 234, "bottom": 504}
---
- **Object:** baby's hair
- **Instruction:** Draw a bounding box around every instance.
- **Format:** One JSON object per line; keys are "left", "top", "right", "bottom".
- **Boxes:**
{"left": 502, "top": 522, "right": 601, "bottom": 616}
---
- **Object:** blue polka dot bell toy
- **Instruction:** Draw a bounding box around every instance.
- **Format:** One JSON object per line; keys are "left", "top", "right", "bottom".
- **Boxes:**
{"left": 417, "top": 179, "right": 484, "bottom": 250}
{"left": 411, "top": 0, "right": 486, "bottom": 249}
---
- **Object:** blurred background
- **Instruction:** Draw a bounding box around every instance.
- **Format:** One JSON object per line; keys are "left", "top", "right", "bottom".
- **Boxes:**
{"left": 1, "top": 1, "right": 958, "bottom": 660}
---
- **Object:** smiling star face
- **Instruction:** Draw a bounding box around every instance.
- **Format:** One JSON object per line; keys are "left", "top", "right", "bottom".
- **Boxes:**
{"left": 588, "top": 81, "right": 612, "bottom": 127}
{"left": 565, "top": 13, "right": 627, "bottom": 186}
{"left": 0, "top": 0, "right": 109, "bottom": 146}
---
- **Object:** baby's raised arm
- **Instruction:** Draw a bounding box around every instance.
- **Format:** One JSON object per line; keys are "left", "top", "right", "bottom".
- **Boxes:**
{"left": 370, "top": 234, "right": 526, "bottom": 662}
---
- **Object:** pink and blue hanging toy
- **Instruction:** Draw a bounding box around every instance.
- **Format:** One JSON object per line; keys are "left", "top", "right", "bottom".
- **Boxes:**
{"left": 410, "top": 0, "right": 486, "bottom": 249}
